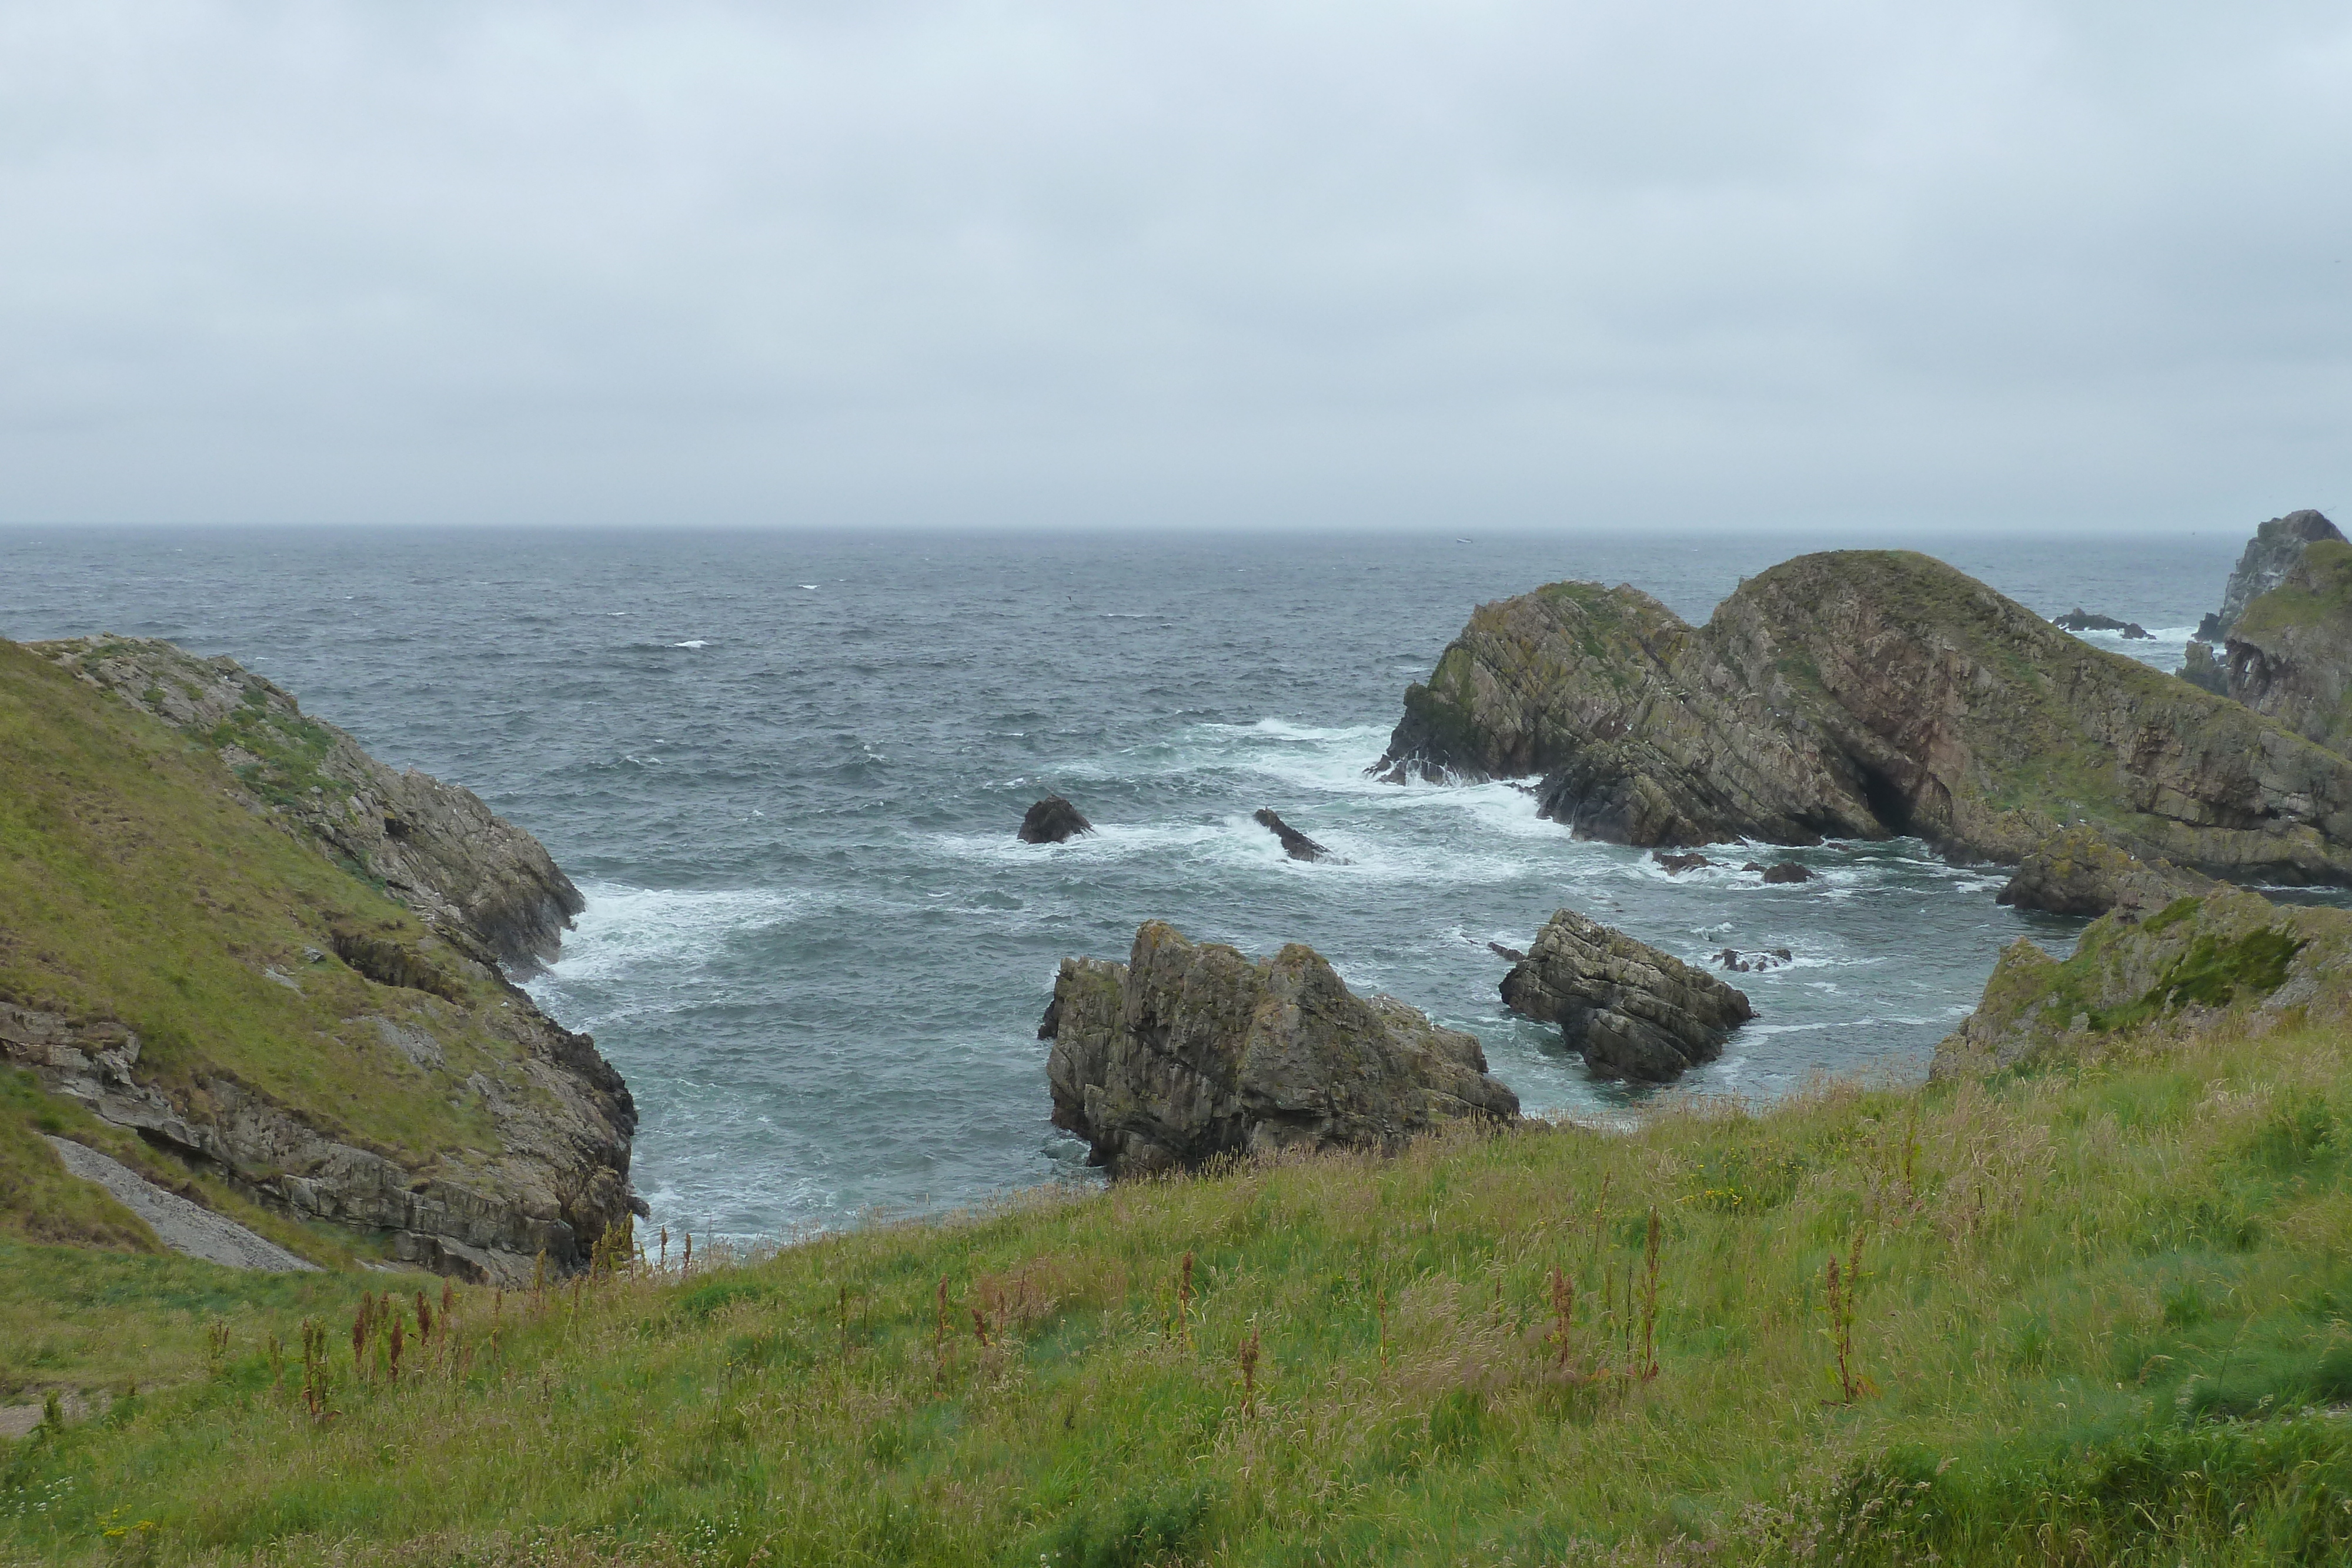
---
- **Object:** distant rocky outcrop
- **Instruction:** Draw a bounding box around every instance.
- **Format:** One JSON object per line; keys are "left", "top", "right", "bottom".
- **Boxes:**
{"left": 1041, "top": 922, "right": 1518, "bottom": 1177}
{"left": 1254, "top": 808, "right": 1337, "bottom": 862}
{"left": 1372, "top": 550, "right": 2352, "bottom": 885}
{"left": 1995, "top": 825, "right": 2216, "bottom": 917}
{"left": 2214, "top": 540, "right": 2352, "bottom": 755}
{"left": 2196, "top": 510, "right": 2346, "bottom": 643}
{"left": 1499, "top": 910, "right": 1753, "bottom": 1082}
{"left": 32, "top": 637, "right": 583, "bottom": 971}
{"left": 1018, "top": 795, "right": 1094, "bottom": 844}
{"left": 2054, "top": 609, "right": 2150, "bottom": 638}
{"left": 1932, "top": 885, "right": 2350, "bottom": 1079}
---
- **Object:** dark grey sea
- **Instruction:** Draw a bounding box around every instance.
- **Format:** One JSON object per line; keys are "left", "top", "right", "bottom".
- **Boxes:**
{"left": 0, "top": 526, "right": 2247, "bottom": 1238}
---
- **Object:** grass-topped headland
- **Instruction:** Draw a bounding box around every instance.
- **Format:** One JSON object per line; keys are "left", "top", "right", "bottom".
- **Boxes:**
{"left": 9, "top": 1012, "right": 2352, "bottom": 1566}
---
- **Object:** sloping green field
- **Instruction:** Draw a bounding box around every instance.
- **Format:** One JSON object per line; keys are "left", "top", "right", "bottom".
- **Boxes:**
{"left": 9, "top": 1016, "right": 2352, "bottom": 1566}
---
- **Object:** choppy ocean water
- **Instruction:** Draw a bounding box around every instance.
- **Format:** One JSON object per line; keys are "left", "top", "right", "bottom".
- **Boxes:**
{"left": 0, "top": 526, "right": 2248, "bottom": 1239}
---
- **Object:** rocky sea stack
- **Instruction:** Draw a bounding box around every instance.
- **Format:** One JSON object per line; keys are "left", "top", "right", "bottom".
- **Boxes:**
{"left": 2195, "top": 509, "right": 2346, "bottom": 643}
{"left": 1041, "top": 921, "right": 1518, "bottom": 1176}
{"left": 1500, "top": 910, "right": 1753, "bottom": 1081}
{"left": 1374, "top": 549, "right": 2352, "bottom": 885}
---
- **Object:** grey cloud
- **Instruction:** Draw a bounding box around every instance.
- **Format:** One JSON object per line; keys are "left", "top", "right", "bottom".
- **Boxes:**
{"left": 1, "top": 0, "right": 2346, "bottom": 529}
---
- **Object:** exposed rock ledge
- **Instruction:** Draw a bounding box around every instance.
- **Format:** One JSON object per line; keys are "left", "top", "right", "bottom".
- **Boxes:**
{"left": 1042, "top": 921, "right": 1518, "bottom": 1178}
{"left": 1500, "top": 910, "right": 1753, "bottom": 1081}
{"left": 1372, "top": 550, "right": 2352, "bottom": 885}
{"left": 31, "top": 636, "right": 583, "bottom": 971}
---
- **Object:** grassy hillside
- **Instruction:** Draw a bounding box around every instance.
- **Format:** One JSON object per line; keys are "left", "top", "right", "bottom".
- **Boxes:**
{"left": 0, "top": 640, "right": 546, "bottom": 1171}
{"left": 8, "top": 1018, "right": 2352, "bottom": 1566}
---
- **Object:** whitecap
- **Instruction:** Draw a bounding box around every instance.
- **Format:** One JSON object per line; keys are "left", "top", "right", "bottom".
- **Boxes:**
{"left": 670, "top": 640, "right": 710, "bottom": 649}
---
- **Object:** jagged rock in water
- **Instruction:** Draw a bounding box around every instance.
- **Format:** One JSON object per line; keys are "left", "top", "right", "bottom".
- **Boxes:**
{"left": 1488, "top": 942, "right": 1528, "bottom": 963}
{"left": 2196, "top": 509, "right": 2346, "bottom": 643}
{"left": 2054, "top": 609, "right": 2150, "bottom": 638}
{"left": 1041, "top": 922, "right": 1518, "bottom": 1176}
{"left": 1713, "top": 947, "right": 1793, "bottom": 974}
{"left": 1500, "top": 910, "right": 1753, "bottom": 1082}
{"left": 1995, "top": 825, "right": 2216, "bottom": 918}
{"left": 1932, "top": 885, "right": 2352, "bottom": 1079}
{"left": 31, "top": 636, "right": 584, "bottom": 970}
{"left": 2180, "top": 641, "right": 2229, "bottom": 695}
{"left": 1018, "top": 795, "right": 1094, "bottom": 844}
{"left": 1759, "top": 862, "right": 1813, "bottom": 884}
{"left": 2216, "top": 539, "right": 2352, "bottom": 755}
{"left": 1652, "top": 851, "right": 1713, "bottom": 874}
{"left": 1254, "top": 808, "right": 1337, "bottom": 862}
{"left": 1371, "top": 550, "right": 2352, "bottom": 886}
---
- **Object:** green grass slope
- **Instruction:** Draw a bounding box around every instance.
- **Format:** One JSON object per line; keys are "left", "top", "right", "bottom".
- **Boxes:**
{"left": 8, "top": 1019, "right": 2352, "bottom": 1566}
{"left": 0, "top": 641, "right": 627, "bottom": 1274}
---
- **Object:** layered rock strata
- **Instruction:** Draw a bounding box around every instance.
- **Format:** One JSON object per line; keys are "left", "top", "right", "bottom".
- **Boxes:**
{"left": 31, "top": 637, "right": 583, "bottom": 969}
{"left": 1375, "top": 550, "right": 2352, "bottom": 884}
{"left": 1041, "top": 921, "right": 1518, "bottom": 1176}
{"left": 1931, "top": 885, "right": 2351, "bottom": 1079}
{"left": 1500, "top": 910, "right": 1753, "bottom": 1081}
{"left": 2196, "top": 509, "right": 2346, "bottom": 643}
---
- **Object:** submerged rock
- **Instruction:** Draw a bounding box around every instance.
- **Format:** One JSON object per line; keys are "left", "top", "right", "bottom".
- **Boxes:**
{"left": 1759, "top": 862, "right": 1813, "bottom": 884}
{"left": 1933, "top": 885, "right": 2352, "bottom": 1079}
{"left": 1041, "top": 921, "right": 1518, "bottom": 1177}
{"left": 1995, "top": 825, "right": 2215, "bottom": 918}
{"left": 1371, "top": 550, "right": 2352, "bottom": 886}
{"left": 1500, "top": 910, "right": 1753, "bottom": 1082}
{"left": 2054, "top": 608, "right": 2151, "bottom": 638}
{"left": 1254, "top": 808, "right": 1337, "bottom": 862}
{"left": 1652, "top": 851, "right": 1714, "bottom": 874}
{"left": 2196, "top": 509, "right": 2346, "bottom": 643}
{"left": 1018, "top": 795, "right": 1094, "bottom": 844}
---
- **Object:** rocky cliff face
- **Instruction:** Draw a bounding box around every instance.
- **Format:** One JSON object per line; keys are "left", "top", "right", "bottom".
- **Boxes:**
{"left": 1041, "top": 922, "right": 1519, "bottom": 1177}
{"left": 1, "top": 637, "right": 635, "bottom": 1283}
{"left": 1930, "top": 885, "right": 2350, "bottom": 1080}
{"left": 2196, "top": 509, "right": 2346, "bottom": 643}
{"left": 31, "top": 637, "right": 584, "bottom": 971}
{"left": 2214, "top": 540, "right": 2352, "bottom": 756}
{"left": 1376, "top": 550, "right": 2352, "bottom": 884}
{"left": 1499, "top": 910, "right": 1752, "bottom": 1081}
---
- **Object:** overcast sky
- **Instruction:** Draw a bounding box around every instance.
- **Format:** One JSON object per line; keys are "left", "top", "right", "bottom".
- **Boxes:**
{"left": 3, "top": 2, "right": 2347, "bottom": 531}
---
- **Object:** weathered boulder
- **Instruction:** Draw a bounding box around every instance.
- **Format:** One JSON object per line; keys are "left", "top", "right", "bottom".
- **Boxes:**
{"left": 2196, "top": 509, "right": 2346, "bottom": 643}
{"left": 1254, "top": 808, "right": 1337, "bottom": 862}
{"left": 2054, "top": 609, "right": 2150, "bottom": 638}
{"left": 1019, "top": 795, "right": 1094, "bottom": 844}
{"left": 1500, "top": 910, "right": 1753, "bottom": 1082}
{"left": 1374, "top": 550, "right": 2352, "bottom": 885}
{"left": 1994, "top": 825, "right": 2216, "bottom": 917}
{"left": 31, "top": 637, "right": 584, "bottom": 970}
{"left": 2217, "top": 539, "right": 2352, "bottom": 755}
{"left": 1932, "top": 886, "right": 2352, "bottom": 1079}
{"left": 1041, "top": 922, "right": 1518, "bottom": 1176}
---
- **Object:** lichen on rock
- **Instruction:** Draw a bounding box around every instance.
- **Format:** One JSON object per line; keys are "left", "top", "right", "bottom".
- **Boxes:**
{"left": 1041, "top": 921, "right": 1518, "bottom": 1177}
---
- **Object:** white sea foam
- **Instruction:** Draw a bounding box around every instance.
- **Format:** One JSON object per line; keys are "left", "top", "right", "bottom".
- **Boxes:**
{"left": 530, "top": 882, "right": 810, "bottom": 991}
{"left": 670, "top": 639, "right": 710, "bottom": 649}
